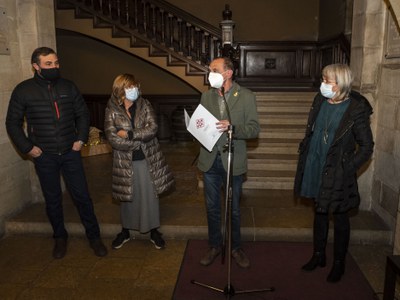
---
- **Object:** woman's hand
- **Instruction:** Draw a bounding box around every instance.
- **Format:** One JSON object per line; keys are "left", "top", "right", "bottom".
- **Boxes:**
{"left": 117, "top": 129, "right": 129, "bottom": 139}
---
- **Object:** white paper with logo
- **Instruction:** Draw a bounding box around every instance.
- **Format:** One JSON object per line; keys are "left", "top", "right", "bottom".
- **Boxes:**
{"left": 184, "top": 104, "right": 223, "bottom": 152}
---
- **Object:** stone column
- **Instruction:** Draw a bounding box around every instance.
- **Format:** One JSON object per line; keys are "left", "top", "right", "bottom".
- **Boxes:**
{"left": 350, "top": 0, "right": 386, "bottom": 211}
{"left": 387, "top": 0, "right": 400, "bottom": 255}
{"left": 0, "top": 0, "right": 57, "bottom": 235}
{"left": 352, "top": 0, "right": 400, "bottom": 253}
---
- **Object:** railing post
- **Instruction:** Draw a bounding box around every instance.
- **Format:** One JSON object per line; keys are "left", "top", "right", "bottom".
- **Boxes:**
{"left": 186, "top": 23, "right": 192, "bottom": 59}
{"left": 177, "top": 19, "right": 183, "bottom": 54}
{"left": 219, "top": 4, "right": 239, "bottom": 72}
{"left": 159, "top": 9, "right": 165, "bottom": 45}
{"left": 150, "top": 4, "right": 156, "bottom": 40}
{"left": 167, "top": 14, "right": 174, "bottom": 50}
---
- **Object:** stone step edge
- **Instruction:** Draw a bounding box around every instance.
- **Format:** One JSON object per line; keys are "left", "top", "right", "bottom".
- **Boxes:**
{"left": 5, "top": 222, "right": 391, "bottom": 245}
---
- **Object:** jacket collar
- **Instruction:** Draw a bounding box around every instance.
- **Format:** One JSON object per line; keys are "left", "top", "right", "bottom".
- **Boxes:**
{"left": 34, "top": 71, "right": 58, "bottom": 87}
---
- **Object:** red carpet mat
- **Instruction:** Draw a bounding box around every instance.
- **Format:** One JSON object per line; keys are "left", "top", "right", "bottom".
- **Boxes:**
{"left": 173, "top": 240, "right": 378, "bottom": 300}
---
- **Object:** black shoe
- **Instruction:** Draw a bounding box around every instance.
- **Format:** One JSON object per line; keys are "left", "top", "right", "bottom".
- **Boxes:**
{"left": 301, "top": 252, "right": 326, "bottom": 271}
{"left": 90, "top": 239, "right": 108, "bottom": 257}
{"left": 150, "top": 229, "right": 165, "bottom": 249}
{"left": 200, "top": 247, "right": 221, "bottom": 266}
{"left": 53, "top": 238, "right": 67, "bottom": 259}
{"left": 112, "top": 229, "right": 130, "bottom": 249}
{"left": 327, "top": 260, "right": 345, "bottom": 283}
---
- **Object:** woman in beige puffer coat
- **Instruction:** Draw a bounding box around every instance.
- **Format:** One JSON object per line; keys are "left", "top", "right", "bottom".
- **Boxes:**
{"left": 104, "top": 74, "right": 174, "bottom": 250}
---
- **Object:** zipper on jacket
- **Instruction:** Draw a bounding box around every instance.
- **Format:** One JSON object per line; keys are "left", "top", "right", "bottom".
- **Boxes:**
{"left": 48, "top": 84, "right": 62, "bottom": 154}
{"left": 48, "top": 84, "right": 60, "bottom": 119}
{"left": 332, "top": 120, "right": 354, "bottom": 145}
{"left": 54, "top": 101, "right": 60, "bottom": 119}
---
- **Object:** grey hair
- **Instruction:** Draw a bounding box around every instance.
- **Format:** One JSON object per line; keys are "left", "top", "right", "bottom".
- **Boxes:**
{"left": 322, "top": 64, "right": 353, "bottom": 100}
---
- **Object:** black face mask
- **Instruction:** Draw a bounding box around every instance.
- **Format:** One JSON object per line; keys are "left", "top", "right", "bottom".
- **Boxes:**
{"left": 39, "top": 68, "right": 60, "bottom": 81}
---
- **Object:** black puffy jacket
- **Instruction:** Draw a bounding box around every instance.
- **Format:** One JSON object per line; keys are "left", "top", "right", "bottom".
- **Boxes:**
{"left": 6, "top": 72, "right": 89, "bottom": 155}
{"left": 294, "top": 91, "right": 374, "bottom": 213}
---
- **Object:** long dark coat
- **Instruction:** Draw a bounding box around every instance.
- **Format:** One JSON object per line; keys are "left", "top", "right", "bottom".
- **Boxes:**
{"left": 104, "top": 96, "right": 174, "bottom": 202}
{"left": 294, "top": 91, "right": 374, "bottom": 213}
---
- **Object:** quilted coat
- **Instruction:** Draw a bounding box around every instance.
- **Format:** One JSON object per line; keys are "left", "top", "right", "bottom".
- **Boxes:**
{"left": 6, "top": 72, "right": 89, "bottom": 155}
{"left": 104, "top": 96, "right": 174, "bottom": 202}
{"left": 294, "top": 91, "right": 374, "bottom": 213}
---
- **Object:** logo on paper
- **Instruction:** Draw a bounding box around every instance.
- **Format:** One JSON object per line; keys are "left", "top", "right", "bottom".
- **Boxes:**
{"left": 196, "top": 118, "right": 205, "bottom": 129}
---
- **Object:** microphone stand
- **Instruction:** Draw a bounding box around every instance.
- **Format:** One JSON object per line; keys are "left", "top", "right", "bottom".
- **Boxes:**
{"left": 191, "top": 86, "right": 274, "bottom": 298}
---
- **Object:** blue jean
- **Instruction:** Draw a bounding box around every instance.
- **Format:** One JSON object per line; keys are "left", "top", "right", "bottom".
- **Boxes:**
{"left": 34, "top": 150, "right": 100, "bottom": 240}
{"left": 203, "top": 154, "right": 243, "bottom": 251}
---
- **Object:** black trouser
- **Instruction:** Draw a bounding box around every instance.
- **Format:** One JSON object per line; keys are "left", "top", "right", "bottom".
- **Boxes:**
{"left": 313, "top": 212, "right": 350, "bottom": 261}
{"left": 34, "top": 150, "right": 101, "bottom": 240}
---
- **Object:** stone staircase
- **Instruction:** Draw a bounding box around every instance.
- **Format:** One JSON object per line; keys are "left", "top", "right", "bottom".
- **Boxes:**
{"left": 244, "top": 92, "right": 315, "bottom": 190}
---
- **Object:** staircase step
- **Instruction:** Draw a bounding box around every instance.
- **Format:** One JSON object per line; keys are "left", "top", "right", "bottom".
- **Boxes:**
{"left": 249, "top": 137, "right": 300, "bottom": 144}
{"left": 92, "top": 16, "right": 113, "bottom": 28}
{"left": 149, "top": 45, "right": 168, "bottom": 57}
{"left": 248, "top": 147, "right": 298, "bottom": 155}
{"left": 255, "top": 92, "right": 315, "bottom": 99}
{"left": 248, "top": 160, "right": 297, "bottom": 171}
{"left": 168, "top": 55, "right": 188, "bottom": 66}
{"left": 128, "top": 35, "right": 151, "bottom": 47}
{"left": 256, "top": 99, "right": 313, "bottom": 106}
{"left": 257, "top": 106, "right": 311, "bottom": 113}
{"left": 247, "top": 169, "right": 296, "bottom": 177}
{"left": 259, "top": 130, "right": 305, "bottom": 139}
{"left": 75, "top": 7, "right": 94, "bottom": 19}
{"left": 247, "top": 153, "right": 298, "bottom": 160}
{"left": 112, "top": 26, "right": 132, "bottom": 37}
{"left": 258, "top": 116, "right": 308, "bottom": 125}
{"left": 243, "top": 176, "right": 294, "bottom": 190}
{"left": 247, "top": 140, "right": 300, "bottom": 148}
{"left": 247, "top": 153, "right": 297, "bottom": 170}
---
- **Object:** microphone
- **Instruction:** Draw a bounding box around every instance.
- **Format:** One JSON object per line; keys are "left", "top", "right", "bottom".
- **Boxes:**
{"left": 220, "top": 86, "right": 232, "bottom": 123}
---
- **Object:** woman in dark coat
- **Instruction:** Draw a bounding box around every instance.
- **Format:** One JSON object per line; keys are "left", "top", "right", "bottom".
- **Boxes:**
{"left": 104, "top": 74, "right": 174, "bottom": 250}
{"left": 294, "top": 64, "right": 374, "bottom": 283}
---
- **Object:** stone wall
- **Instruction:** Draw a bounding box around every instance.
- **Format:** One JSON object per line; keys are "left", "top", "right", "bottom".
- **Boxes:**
{"left": 351, "top": 0, "right": 400, "bottom": 253}
{"left": 0, "top": 0, "right": 56, "bottom": 236}
{"left": 350, "top": 0, "right": 386, "bottom": 211}
{"left": 382, "top": 0, "right": 400, "bottom": 254}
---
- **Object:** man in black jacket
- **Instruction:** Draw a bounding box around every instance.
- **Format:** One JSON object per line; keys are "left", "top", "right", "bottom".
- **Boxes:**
{"left": 6, "top": 47, "right": 107, "bottom": 259}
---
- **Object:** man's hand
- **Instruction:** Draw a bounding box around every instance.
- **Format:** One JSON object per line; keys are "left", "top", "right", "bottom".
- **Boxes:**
{"left": 72, "top": 141, "right": 84, "bottom": 151}
{"left": 28, "top": 146, "right": 43, "bottom": 158}
{"left": 216, "top": 120, "right": 231, "bottom": 132}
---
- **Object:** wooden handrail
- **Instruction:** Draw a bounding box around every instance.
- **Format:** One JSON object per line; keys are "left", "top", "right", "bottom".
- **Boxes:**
{"left": 58, "top": 0, "right": 222, "bottom": 67}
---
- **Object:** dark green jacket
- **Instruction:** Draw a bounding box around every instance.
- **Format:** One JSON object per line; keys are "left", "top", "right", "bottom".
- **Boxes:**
{"left": 197, "top": 82, "right": 260, "bottom": 176}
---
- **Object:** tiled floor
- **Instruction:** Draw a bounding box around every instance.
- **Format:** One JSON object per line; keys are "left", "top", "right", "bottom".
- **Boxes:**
{"left": 0, "top": 141, "right": 397, "bottom": 299}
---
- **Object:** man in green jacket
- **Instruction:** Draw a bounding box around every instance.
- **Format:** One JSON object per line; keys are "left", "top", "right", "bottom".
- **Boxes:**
{"left": 198, "top": 57, "right": 260, "bottom": 268}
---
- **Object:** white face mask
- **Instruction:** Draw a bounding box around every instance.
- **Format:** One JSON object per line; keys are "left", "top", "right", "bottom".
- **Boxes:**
{"left": 320, "top": 82, "right": 337, "bottom": 99}
{"left": 208, "top": 72, "right": 224, "bottom": 89}
{"left": 125, "top": 87, "right": 139, "bottom": 101}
